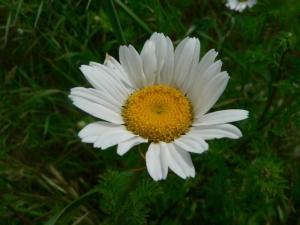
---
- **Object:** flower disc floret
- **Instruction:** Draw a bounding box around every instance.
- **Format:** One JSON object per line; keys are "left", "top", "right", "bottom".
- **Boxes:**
{"left": 122, "top": 85, "right": 193, "bottom": 143}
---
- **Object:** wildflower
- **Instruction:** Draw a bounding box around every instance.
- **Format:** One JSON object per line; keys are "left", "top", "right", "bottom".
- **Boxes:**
{"left": 226, "top": 0, "right": 257, "bottom": 12}
{"left": 69, "top": 33, "right": 248, "bottom": 181}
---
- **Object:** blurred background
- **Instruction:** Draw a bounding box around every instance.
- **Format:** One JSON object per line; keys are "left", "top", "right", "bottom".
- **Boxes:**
{"left": 1, "top": 0, "right": 300, "bottom": 224}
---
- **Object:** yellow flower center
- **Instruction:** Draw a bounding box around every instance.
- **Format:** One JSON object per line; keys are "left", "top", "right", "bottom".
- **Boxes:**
{"left": 122, "top": 85, "right": 193, "bottom": 143}
{"left": 238, "top": 0, "right": 247, "bottom": 2}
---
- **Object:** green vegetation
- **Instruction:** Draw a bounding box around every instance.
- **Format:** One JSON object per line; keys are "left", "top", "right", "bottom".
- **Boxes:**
{"left": 1, "top": 0, "right": 299, "bottom": 224}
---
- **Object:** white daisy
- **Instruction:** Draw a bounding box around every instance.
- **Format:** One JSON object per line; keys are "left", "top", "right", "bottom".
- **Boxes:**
{"left": 226, "top": 0, "right": 257, "bottom": 12}
{"left": 69, "top": 33, "right": 248, "bottom": 181}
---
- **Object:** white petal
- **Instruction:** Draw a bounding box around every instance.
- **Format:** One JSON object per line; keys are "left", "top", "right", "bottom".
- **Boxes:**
{"left": 173, "top": 37, "right": 189, "bottom": 65}
{"left": 188, "top": 58, "right": 221, "bottom": 104}
{"left": 79, "top": 65, "right": 128, "bottom": 104}
{"left": 150, "top": 33, "right": 167, "bottom": 84}
{"left": 174, "top": 135, "right": 208, "bottom": 154}
{"left": 94, "top": 129, "right": 137, "bottom": 149}
{"left": 193, "top": 110, "right": 249, "bottom": 126}
{"left": 70, "top": 87, "right": 121, "bottom": 112}
{"left": 79, "top": 65, "right": 107, "bottom": 91}
{"left": 79, "top": 122, "right": 128, "bottom": 146}
{"left": 102, "top": 55, "right": 136, "bottom": 91}
{"left": 79, "top": 121, "right": 119, "bottom": 137}
{"left": 201, "top": 60, "right": 223, "bottom": 86}
{"left": 191, "top": 124, "right": 243, "bottom": 140}
{"left": 89, "top": 62, "right": 132, "bottom": 99}
{"left": 168, "top": 142, "right": 195, "bottom": 177}
{"left": 102, "top": 54, "right": 127, "bottom": 80}
{"left": 187, "top": 48, "right": 218, "bottom": 102}
{"left": 117, "top": 136, "right": 148, "bottom": 156}
{"left": 172, "top": 144, "right": 195, "bottom": 177}
{"left": 198, "top": 49, "right": 218, "bottom": 77}
{"left": 179, "top": 38, "right": 200, "bottom": 94}
{"left": 82, "top": 136, "right": 99, "bottom": 143}
{"left": 247, "top": 0, "right": 257, "bottom": 7}
{"left": 71, "top": 96, "right": 123, "bottom": 124}
{"left": 172, "top": 38, "right": 197, "bottom": 87}
{"left": 140, "top": 40, "right": 157, "bottom": 86}
{"left": 187, "top": 49, "right": 218, "bottom": 100}
{"left": 194, "top": 72, "right": 229, "bottom": 118}
{"left": 227, "top": 0, "right": 241, "bottom": 10}
{"left": 119, "top": 46, "right": 145, "bottom": 89}
{"left": 160, "top": 36, "right": 175, "bottom": 86}
{"left": 146, "top": 143, "right": 166, "bottom": 181}
{"left": 71, "top": 94, "right": 120, "bottom": 114}
{"left": 165, "top": 144, "right": 186, "bottom": 179}
{"left": 145, "top": 143, "right": 159, "bottom": 181}
{"left": 159, "top": 142, "right": 168, "bottom": 180}
{"left": 89, "top": 59, "right": 136, "bottom": 93}
{"left": 239, "top": 3, "right": 247, "bottom": 11}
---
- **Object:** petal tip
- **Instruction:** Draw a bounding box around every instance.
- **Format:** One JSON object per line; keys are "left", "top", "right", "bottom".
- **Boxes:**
{"left": 104, "top": 53, "right": 111, "bottom": 65}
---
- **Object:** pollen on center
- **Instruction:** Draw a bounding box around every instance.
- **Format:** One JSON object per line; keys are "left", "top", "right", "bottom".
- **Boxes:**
{"left": 122, "top": 85, "right": 193, "bottom": 143}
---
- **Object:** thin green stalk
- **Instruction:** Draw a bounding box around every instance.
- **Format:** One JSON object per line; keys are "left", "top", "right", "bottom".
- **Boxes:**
{"left": 103, "top": 0, "right": 127, "bottom": 45}
{"left": 258, "top": 93, "right": 297, "bottom": 131}
{"left": 236, "top": 93, "right": 297, "bottom": 152}
{"left": 120, "top": 151, "right": 145, "bottom": 205}
{"left": 255, "top": 15, "right": 268, "bottom": 44}
{"left": 116, "top": 144, "right": 147, "bottom": 223}
{"left": 259, "top": 50, "right": 288, "bottom": 123}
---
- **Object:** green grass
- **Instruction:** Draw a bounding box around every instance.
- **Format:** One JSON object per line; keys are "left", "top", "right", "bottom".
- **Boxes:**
{"left": 1, "top": 0, "right": 300, "bottom": 224}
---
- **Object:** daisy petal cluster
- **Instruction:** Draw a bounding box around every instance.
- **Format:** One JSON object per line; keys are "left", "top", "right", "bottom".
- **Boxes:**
{"left": 69, "top": 33, "right": 249, "bottom": 181}
{"left": 226, "top": 0, "right": 257, "bottom": 12}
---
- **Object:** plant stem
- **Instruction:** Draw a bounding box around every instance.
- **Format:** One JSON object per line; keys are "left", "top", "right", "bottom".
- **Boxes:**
{"left": 116, "top": 144, "right": 147, "bottom": 223}
{"left": 236, "top": 92, "right": 297, "bottom": 152}
{"left": 236, "top": 50, "right": 289, "bottom": 152}
{"left": 258, "top": 93, "right": 298, "bottom": 131}
{"left": 103, "top": 0, "right": 127, "bottom": 46}
{"left": 259, "top": 50, "right": 288, "bottom": 123}
{"left": 120, "top": 155, "right": 145, "bottom": 205}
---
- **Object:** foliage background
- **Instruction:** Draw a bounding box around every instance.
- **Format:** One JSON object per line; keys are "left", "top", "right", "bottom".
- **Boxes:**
{"left": 1, "top": 0, "right": 300, "bottom": 224}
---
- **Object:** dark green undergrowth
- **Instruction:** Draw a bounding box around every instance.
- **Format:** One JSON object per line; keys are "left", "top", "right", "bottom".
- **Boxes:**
{"left": 1, "top": 0, "right": 300, "bottom": 224}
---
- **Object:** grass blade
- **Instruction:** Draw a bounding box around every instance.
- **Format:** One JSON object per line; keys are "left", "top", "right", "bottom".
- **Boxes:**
{"left": 44, "top": 187, "right": 100, "bottom": 225}
{"left": 114, "top": 0, "right": 153, "bottom": 35}
{"left": 13, "top": 0, "right": 23, "bottom": 25}
{"left": 34, "top": 0, "right": 44, "bottom": 28}
{"left": 4, "top": 12, "right": 11, "bottom": 46}
{"left": 103, "top": 0, "right": 127, "bottom": 45}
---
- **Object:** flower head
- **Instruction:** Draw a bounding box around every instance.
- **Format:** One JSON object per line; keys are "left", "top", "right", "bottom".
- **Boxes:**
{"left": 226, "top": 0, "right": 257, "bottom": 12}
{"left": 69, "top": 33, "right": 248, "bottom": 181}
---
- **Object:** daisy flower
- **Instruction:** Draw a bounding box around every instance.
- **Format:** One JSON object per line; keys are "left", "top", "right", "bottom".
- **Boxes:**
{"left": 69, "top": 33, "right": 248, "bottom": 181}
{"left": 226, "top": 0, "right": 257, "bottom": 12}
